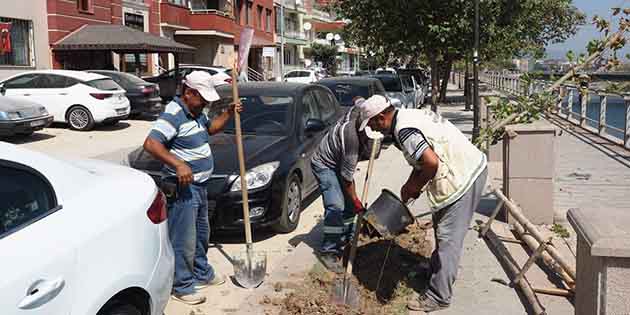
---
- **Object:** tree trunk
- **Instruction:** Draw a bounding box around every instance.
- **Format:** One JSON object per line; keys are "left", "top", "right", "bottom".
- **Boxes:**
{"left": 430, "top": 54, "right": 439, "bottom": 112}
{"left": 439, "top": 59, "right": 452, "bottom": 103}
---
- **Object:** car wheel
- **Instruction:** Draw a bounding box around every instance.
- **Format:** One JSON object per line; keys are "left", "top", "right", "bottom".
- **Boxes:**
{"left": 67, "top": 106, "right": 95, "bottom": 131}
{"left": 97, "top": 303, "right": 142, "bottom": 315}
{"left": 272, "top": 174, "right": 302, "bottom": 233}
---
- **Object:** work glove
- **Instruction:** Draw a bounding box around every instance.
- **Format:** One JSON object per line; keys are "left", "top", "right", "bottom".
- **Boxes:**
{"left": 352, "top": 198, "right": 367, "bottom": 215}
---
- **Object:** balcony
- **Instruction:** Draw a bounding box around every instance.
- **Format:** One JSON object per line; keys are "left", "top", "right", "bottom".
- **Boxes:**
{"left": 187, "top": 10, "right": 236, "bottom": 35}
{"left": 189, "top": 0, "right": 233, "bottom": 17}
{"left": 160, "top": 2, "right": 191, "bottom": 29}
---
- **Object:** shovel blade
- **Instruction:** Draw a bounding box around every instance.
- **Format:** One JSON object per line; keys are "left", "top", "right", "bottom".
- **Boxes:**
{"left": 233, "top": 250, "right": 267, "bottom": 289}
{"left": 331, "top": 278, "right": 360, "bottom": 307}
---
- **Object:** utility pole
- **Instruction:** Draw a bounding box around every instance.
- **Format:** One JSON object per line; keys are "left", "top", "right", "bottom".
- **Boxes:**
{"left": 472, "top": 0, "right": 480, "bottom": 141}
{"left": 280, "top": 0, "right": 285, "bottom": 81}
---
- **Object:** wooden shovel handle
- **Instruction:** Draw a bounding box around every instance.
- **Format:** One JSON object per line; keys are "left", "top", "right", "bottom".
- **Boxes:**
{"left": 232, "top": 60, "right": 253, "bottom": 246}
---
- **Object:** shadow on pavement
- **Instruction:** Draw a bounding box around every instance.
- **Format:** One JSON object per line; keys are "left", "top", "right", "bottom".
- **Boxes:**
{"left": 2, "top": 132, "right": 55, "bottom": 144}
{"left": 95, "top": 122, "right": 132, "bottom": 131}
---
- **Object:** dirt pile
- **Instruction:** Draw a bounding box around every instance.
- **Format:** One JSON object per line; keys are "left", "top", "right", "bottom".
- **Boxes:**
{"left": 272, "top": 221, "right": 434, "bottom": 315}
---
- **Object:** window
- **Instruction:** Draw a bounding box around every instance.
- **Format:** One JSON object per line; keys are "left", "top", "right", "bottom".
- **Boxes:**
{"left": 168, "top": 0, "right": 189, "bottom": 6}
{"left": 0, "top": 17, "right": 33, "bottom": 67}
{"left": 257, "top": 6, "right": 263, "bottom": 29}
{"left": 274, "top": 7, "right": 280, "bottom": 33}
{"left": 235, "top": 0, "right": 242, "bottom": 24}
{"left": 313, "top": 88, "right": 338, "bottom": 123}
{"left": 77, "top": 0, "right": 94, "bottom": 13}
{"left": 85, "top": 78, "right": 122, "bottom": 91}
{"left": 36, "top": 74, "right": 80, "bottom": 89}
{"left": 266, "top": 9, "right": 272, "bottom": 32}
{"left": 1, "top": 163, "right": 58, "bottom": 238}
{"left": 301, "top": 91, "right": 321, "bottom": 129}
{"left": 3, "top": 74, "right": 38, "bottom": 89}
{"left": 246, "top": 2, "right": 252, "bottom": 26}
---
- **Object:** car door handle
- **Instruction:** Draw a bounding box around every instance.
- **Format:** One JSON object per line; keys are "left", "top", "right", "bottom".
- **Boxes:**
{"left": 59, "top": 93, "right": 68, "bottom": 95}
{"left": 23, "top": 94, "right": 31, "bottom": 96}
{"left": 18, "top": 277, "right": 65, "bottom": 309}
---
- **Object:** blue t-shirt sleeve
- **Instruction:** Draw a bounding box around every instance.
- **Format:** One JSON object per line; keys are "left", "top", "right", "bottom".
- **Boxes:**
{"left": 148, "top": 112, "right": 179, "bottom": 145}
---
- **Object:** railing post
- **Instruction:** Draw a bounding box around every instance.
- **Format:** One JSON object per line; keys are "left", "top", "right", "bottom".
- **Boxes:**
{"left": 567, "top": 89, "right": 574, "bottom": 118}
{"left": 556, "top": 86, "right": 564, "bottom": 113}
{"left": 580, "top": 90, "right": 588, "bottom": 127}
{"left": 599, "top": 95, "right": 607, "bottom": 136}
{"left": 625, "top": 96, "right": 630, "bottom": 149}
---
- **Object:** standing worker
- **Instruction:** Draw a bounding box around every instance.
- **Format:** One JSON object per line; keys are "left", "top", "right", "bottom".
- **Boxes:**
{"left": 143, "top": 71, "right": 242, "bottom": 305}
{"left": 311, "top": 97, "right": 371, "bottom": 272}
{"left": 358, "top": 95, "right": 488, "bottom": 312}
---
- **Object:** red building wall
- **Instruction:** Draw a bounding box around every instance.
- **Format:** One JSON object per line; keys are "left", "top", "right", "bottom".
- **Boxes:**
{"left": 48, "top": 0, "right": 160, "bottom": 69}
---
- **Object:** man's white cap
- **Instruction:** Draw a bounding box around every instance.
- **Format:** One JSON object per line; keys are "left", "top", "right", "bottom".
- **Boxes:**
{"left": 183, "top": 71, "right": 220, "bottom": 102}
{"left": 358, "top": 94, "right": 391, "bottom": 132}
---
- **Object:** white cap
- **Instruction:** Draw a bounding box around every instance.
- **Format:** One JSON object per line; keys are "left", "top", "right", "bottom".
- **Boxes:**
{"left": 358, "top": 95, "right": 391, "bottom": 132}
{"left": 183, "top": 71, "right": 220, "bottom": 102}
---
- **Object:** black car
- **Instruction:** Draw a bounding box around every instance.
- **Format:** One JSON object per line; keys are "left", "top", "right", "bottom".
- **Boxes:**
{"left": 317, "top": 77, "right": 386, "bottom": 108}
{"left": 129, "top": 82, "right": 343, "bottom": 233}
{"left": 88, "top": 70, "right": 162, "bottom": 116}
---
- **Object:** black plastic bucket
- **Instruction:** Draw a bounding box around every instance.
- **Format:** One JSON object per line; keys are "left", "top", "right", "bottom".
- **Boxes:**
{"left": 364, "top": 189, "right": 415, "bottom": 239}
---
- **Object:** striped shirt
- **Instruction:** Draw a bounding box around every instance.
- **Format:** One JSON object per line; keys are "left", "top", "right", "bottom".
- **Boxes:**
{"left": 148, "top": 97, "right": 214, "bottom": 184}
{"left": 311, "top": 108, "right": 360, "bottom": 182}
{"left": 392, "top": 111, "right": 430, "bottom": 166}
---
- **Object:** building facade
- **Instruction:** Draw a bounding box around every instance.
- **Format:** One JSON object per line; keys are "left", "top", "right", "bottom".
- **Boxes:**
{"left": 47, "top": 0, "right": 161, "bottom": 75}
{"left": 159, "top": 0, "right": 275, "bottom": 77}
{"left": 0, "top": 1, "right": 51, "bottom": 80}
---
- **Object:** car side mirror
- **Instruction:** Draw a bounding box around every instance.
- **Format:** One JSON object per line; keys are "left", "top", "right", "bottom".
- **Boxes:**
{"left": 0, "top": 84, "right": 5, "bottom": 96}
{"left": 305, "top": 118, "right": 326, "bottom": 135}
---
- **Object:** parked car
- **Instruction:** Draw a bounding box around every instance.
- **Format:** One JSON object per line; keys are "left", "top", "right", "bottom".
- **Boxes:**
{"left": 0, "top": 70, "right": 130, "bottom": 131}
{"left": 129, "top": 82, "right": 343, "bottom": 233}
{"left": 88, "top": 70, "right": 162, "bottom": 116}
{"left": 144, "top": 65, "right": 232, "bottom": 103}
{"left": 397, "top": 68, "right": 429, "bottom": 103}
{"left": 0, "top": 96, "right": 53, "bottom": 137}
{"left": 284, "top": 70, "right": 319, "bottom": 84}
{"left": 370, "top": 74, "right": 414, "bottom": 108}
{"left": 375, "top": 67, "right": 397, "bottom": 75}
{"left": 399, "top": 73, "right": 426, "bottom": 108}
{"left": 0, "top": 142, "right": 173, "bottom": 315}
{"left": 317, "top": 77, "right": 386, "bottom": 108}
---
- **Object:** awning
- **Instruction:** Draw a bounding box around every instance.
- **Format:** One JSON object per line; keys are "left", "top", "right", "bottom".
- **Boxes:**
{"left": 53, "top": 24, "right": 195, "bottom": 54}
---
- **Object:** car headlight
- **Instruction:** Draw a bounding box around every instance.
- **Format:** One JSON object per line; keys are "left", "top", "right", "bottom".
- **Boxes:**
{"left": 230, "top": 161, "right": 280, "bottom": 192}
{"left": 389, "top": 97, "right": 402, "bottom": 106}
{"left": 39, "top": 107, "right": 48, "bottom": 115}
{"left": 0, "top": 111, "right": 20, "bottom": 121}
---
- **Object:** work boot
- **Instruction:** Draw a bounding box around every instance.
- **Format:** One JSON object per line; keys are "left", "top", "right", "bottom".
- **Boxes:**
{"left": 195, "top": 274, "right": 226, "bottom": 290}
{"left": 316, "top": 252, "right": 344, "bottom": 274}
{"left": 407, "top": 293, "right": 449, "bottom": 312}
{"left": 171, "top": 292, "right": 206, "bottom": 305}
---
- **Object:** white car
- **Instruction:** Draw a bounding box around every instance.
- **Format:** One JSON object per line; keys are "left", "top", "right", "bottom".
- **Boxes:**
{"left": 0, "top": 70, "right": 131, "bottom": 131}
{"left": 284, "top": 70, "right": 319, "bottom": 84}
{"left": 0, "top": 142, "right": 174, "bottom": 315}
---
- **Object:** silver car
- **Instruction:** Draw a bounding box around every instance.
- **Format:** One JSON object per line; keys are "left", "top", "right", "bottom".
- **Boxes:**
{"left": 0, "top": 96, "right": 52, "bottom": 137}
{"left": 400, "top": 73, "right": 426, "bottom": 108}
{"left": 370, "top": 74, "right": 415, "bottom": 108}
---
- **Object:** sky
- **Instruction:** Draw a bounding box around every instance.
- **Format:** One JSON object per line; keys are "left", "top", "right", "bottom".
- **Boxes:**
{"left": 545, "top": 0, "right": 629, "bottom": 59}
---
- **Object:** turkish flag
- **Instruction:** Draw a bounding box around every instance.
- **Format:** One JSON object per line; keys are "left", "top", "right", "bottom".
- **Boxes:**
{"left": 0, "top": 23, "right": 12, "bottom": 54}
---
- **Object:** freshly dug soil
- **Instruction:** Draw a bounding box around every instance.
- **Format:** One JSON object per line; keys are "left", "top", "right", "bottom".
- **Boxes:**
{"left": 272, "top": 221, "right": 434, "bottom": 315}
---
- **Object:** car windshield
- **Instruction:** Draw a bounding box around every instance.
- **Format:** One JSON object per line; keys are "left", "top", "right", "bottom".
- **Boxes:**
{"left": 375, "top": 76, "right": 402, "bottom": 92}
{"left": 210, "top": 95, "right": 292, "bottom": 135}
{"left": 322, "top": 82, "right": 371, "bottom": 106}
{"left": 85, "top": 78, "right": 122, "bottom": 91}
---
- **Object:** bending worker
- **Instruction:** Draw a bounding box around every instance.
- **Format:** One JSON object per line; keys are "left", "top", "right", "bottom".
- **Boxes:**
{"left": 357, "top": 95, "right": 488, "bottom": 312}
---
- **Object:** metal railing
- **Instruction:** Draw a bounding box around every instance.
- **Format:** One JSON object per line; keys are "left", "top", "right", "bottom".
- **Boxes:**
{"left": 453, "top": 71, "right": 630, "bottom": 150}
{"left": 247, "top": 67, "right": 265, "bottom": 81}
{"left": 189, "top": 9, "right": 231, "bottom": 17}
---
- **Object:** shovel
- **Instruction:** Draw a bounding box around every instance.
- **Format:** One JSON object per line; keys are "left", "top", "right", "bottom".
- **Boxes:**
{"left": 332, "top": 135, "right": 381, "bottom": 306}
{"left": 230, "top": 59, "right": 266, "bottom": 289}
